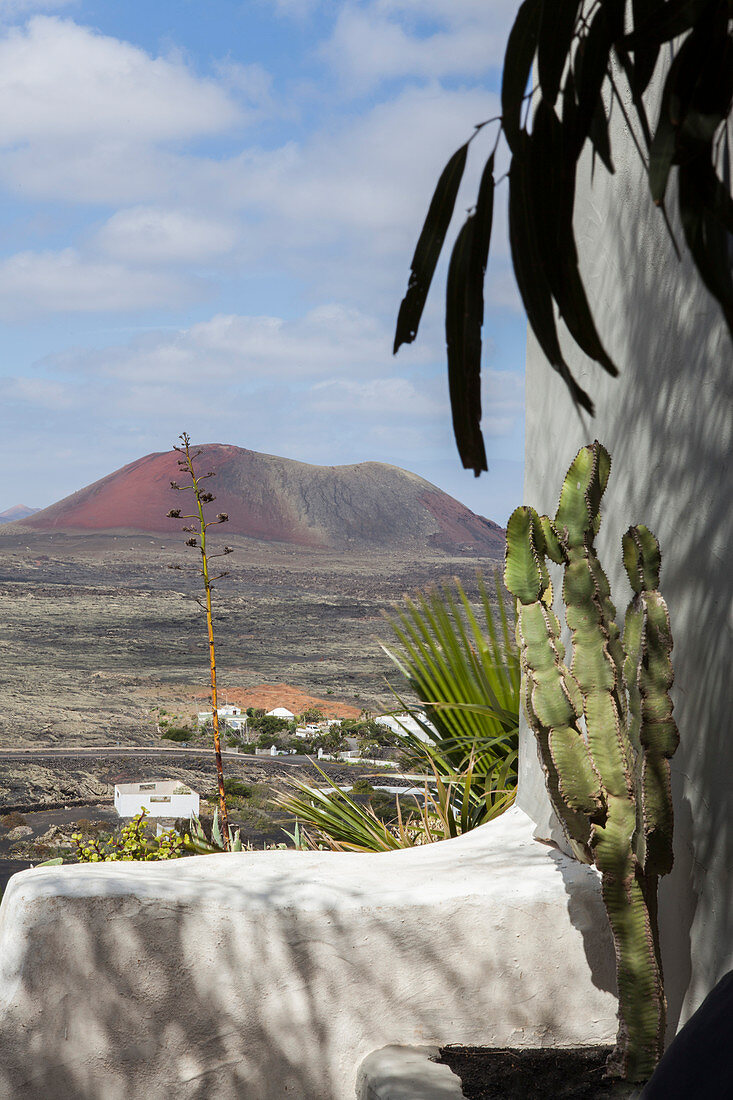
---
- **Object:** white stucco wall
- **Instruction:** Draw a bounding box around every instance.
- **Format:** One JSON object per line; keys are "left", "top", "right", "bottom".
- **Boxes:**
{"left": 0, "top": 809, "right": 617, "bottom": 1100}
{"left": 517, "top": 83, "right": 732, "bottom": 1036}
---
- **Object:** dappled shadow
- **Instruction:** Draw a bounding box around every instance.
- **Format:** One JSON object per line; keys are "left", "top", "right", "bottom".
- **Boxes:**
{"left": 0, "top": 811, "right": 617, "bottom": 1099}
{"left": 546, "top": 849, "right": 616, "bottom": 997}
{"left": 522, "top": 100, "right": 732, "bottom": 1040}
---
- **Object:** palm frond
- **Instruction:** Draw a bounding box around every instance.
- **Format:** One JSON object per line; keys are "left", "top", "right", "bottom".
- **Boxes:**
{"left": 381, "top": 570, "right": 519, "bottom": 782}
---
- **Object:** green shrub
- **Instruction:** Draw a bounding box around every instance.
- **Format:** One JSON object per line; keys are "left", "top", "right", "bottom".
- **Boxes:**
{"left": 224, "top": 777, "right": 252, "bottom": 798}
{"left": 252, "top": 715, "right": 291, "bottom": 738}
{"left": 160, "top": 726, "right": 190, "bottom": 742}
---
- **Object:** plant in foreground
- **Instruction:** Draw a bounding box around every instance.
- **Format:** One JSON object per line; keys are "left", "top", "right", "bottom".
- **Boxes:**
{"left": 272, "top": 758, "right": 505, "bottom": 852}
{"left": 72, "top": 809, "right": 184, "bottom": 862}
{"left": 168, "top": 433, "right": 233, "bottom": 849}
{"left": 184, "top": 810, "right": 244, "bottom": 854}
{"left": 381, "top": 572, "right": 519, "bottom": 819}
{"left": 504, "top": 441, "right": 678, "bottom": 1082}
{"left": 394, "top": 1, "right": 732, "bottom": 474}
{"left": 275, "top": 575, "right": 519, "bottom": 851}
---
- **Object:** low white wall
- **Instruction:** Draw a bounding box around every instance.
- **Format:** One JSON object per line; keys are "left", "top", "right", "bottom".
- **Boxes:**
{"left": 0, "top": 808, "right": 617, "bottom": 1100}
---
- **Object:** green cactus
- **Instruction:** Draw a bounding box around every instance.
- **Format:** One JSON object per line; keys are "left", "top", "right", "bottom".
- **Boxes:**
{"left": 504, "top": 441, "right": 678, "bottom": 1082}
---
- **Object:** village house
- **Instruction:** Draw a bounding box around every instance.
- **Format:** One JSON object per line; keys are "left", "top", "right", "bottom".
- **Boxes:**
{"left": 265, "top": 706, "right": 295, "bottom": 720}
{"left": 114, "top": 780, "right": 199, "bottom": 819}
{"left": 374, "top": 711, "right": 434, "bottom": 742}
{"left": 196, "top": 704, "right": 241, "bottom": 726}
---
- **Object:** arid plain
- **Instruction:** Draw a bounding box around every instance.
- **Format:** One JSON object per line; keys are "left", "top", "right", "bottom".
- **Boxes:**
{"left": 0, "top": 446, "right": 506, "bottom": 823}
{"left": 0, "top": 528, "right": 504, "bottom": 749}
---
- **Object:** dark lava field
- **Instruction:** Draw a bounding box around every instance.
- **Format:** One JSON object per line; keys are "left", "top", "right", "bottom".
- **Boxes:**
{"left": 0, "top": 529, "right": 504, "bottom": 749}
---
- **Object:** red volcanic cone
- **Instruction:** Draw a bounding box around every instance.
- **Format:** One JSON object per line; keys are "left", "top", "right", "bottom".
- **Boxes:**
{"left": 24, "top": 444, "right": 505, "bottom": 554}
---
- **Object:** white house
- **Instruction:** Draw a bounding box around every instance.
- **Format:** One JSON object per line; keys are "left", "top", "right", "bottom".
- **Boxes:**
{"left": 265, "top": 707, "right": 295, "bottom": 720}
{"left": 197, "top": 705, "right": 241, "bottom": 726}
{"left": 374, "top": 712, "right": 435, "bottom": 743}
{"left": 114, "top": 780, "right": 199, "bottom": 819}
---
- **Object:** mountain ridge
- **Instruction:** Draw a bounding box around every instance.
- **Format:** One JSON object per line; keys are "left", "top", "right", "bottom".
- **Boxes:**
{"left": 18, "top": 444, "right": 505, "bottom": 556}
{"left": 0, "top": 505, "right": 39, "bottom": 524}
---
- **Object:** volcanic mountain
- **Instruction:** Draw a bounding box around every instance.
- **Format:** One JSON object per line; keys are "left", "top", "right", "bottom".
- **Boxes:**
{"left": 21, "top": 445, "right": 505, "bottom": 555}
{"left": 0, "top": 505, "right": 38, "bottom": 524}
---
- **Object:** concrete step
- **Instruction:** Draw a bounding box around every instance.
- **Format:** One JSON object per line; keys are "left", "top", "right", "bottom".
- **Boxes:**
{"left": 356, "top": 1046, "right": 463, "bottom": 1100}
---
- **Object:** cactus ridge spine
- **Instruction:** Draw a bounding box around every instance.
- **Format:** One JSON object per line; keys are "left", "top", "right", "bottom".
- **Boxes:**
{"left": 504, "top": 441, "right": 678, "bottom": 1082}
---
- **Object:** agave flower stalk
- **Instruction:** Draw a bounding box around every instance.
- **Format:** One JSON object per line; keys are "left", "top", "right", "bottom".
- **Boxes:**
{"left": 168, "top": 433, "right": 234, "bottom": 850}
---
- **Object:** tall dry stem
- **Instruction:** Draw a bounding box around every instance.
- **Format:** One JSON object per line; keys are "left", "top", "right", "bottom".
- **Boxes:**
{"left": 167, "top": 433, "right": 233, "bottom": 849}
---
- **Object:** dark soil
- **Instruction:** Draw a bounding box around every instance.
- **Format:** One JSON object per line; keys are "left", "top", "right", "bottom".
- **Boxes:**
{"left": 439, "top": 1047, "right": 643, "bottom": 1100}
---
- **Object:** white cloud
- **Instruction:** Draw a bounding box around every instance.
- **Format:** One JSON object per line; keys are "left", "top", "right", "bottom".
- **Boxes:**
{"left": 320, "top": 1, "right": 519, "bottom": 93}
{"left": 0, "top": 17, "right": 243, "bottom": 202}
{"left": 46, "top": 303, "right": 420, "bottom": 383}
{"left": 376, "top": 0, "right": 518, "bottom": 23}
{"left": 0, "top": 18, "right": 241, "bottom": 144}
{"left": 93, "top": 207, "right": 237, "bottom": 265}
{"left": 215, "top": 85, "right": 497, "bottom": 246}
{"left": 2, "top": 375, "right": 73, "bottom": 408}
{"left": 0, "top": 248, "right": 198, "bottom": 316}
{"left": 213, "top": 59, "right": 276, "bottom": 110}
{"left": 308, "top": 376, "right": 443, "bottom": 416}
{"left": 480, "top": 368, "right": 524, "bottom": 435}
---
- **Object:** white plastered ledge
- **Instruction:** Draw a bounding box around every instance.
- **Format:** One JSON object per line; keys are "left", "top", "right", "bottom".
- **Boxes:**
{"left": 0, "top": 807, "right": 618, "bottom": 1100}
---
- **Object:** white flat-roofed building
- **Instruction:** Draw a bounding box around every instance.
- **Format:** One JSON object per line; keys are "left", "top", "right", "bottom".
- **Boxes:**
{"left": 114, "top": 780, "right": 199, "bottom": 819}
{"left": 197, "top": 705, "right": 241, "bottom": 725}
{"left": 374, "top": 712, "right": 436, "bottom": 743}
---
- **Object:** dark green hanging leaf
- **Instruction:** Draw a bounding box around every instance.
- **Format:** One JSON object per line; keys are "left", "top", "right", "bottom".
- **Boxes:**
{"left": 394, "top": 142, "right": 468, "bottom": 354}
{"left": 711, "top": 159, "right": 733, "bottom": 236}
{"left": 502, "top": 0, "right": 543, "bottom": 153}
{"left": 614, "top": 43, "right": 653, "bottom": 149}
{"left": 508, "top": 136, "right": 595, "bottom": 414}
{"left": 603, "top": 0, "right": 627, "bottom": 41}
{"left": 574, "top": 6, "right": 615, "bottom": 156}
{"left": 589, "top": 96, "right": 615, "bottom": 174}
{"left": 668, "top": 8, "right": 722, "bottom": 136}
{"left": 647, "top": 12, "right": 720, "bottom": 204}
{"left": 623, "top": 0, "right": 715, "bottom": 51}
{"left": 677, "top": 21, "right": 733, "bottom": 151}
{"left": 562, "top": 64, "right": 578, "bottom": 141}
{"left": 678, "top": 154, "right": 733, "bottom": 335}
{"left": 529, "top": 102, "right": 618, "bottom": 377}
{"left": 629, "top": 0, "right": 663, "bottom": 95}
{"left": 443, "top": 155, "right": 494, "bottom": 476}
{"left": 538, "top": 0, "right": 580, "bottom": 107}
{"left": 649, "top": 75, "right": 678, "bottom": 204}
{"left": 471, "top": 153, "right": 495, "bottom": 288}
{"left": 445, "top": 216, "right": 488, "bottom": 476}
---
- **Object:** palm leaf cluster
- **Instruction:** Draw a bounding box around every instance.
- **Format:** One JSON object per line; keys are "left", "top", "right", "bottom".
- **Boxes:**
{"left": 274, "top": 573, "right": 519, "bottom": 852}
{"left": 394, "top": 0, "right": 733, "bottom": 475}
{"left": 382, "top": 572, "right": 519, "bottom": 781}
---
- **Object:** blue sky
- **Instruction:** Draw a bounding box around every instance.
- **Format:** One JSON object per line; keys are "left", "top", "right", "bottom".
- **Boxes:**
{"left": 0, "top": 0, "right": 525, "bottom": 525}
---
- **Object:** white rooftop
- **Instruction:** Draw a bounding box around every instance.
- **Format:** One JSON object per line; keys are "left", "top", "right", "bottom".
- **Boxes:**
{"left": 115, "top": 780, "right": 194, "bottom": 797}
